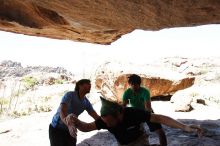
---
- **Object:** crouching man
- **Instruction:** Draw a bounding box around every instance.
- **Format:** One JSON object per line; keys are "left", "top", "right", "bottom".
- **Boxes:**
{"left": 69, "top": 97, "right": 202, "bottom": 146}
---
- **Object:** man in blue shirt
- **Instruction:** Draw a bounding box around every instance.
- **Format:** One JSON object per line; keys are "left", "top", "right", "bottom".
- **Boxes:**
{"left": 49, "top": 79, "right": 99, "bottom": 146}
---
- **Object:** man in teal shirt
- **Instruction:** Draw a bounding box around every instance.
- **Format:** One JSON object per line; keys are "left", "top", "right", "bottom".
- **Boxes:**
{"left": 123, "top": 74, "right": 167, "bottom": 146}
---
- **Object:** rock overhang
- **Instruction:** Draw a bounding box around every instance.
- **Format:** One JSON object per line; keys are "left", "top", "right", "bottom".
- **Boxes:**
{"left": 0, "top": 0, "right": 220, "bottom": 44}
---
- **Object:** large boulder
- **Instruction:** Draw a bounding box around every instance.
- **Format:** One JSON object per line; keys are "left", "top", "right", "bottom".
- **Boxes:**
{"left": 171, "top": 84, "right": 220, "bottom": 112}
{"left": 0, "top": 0, "right": 220, "bottom": 44}
{"left": 94, "top": 62, "right": 195, "bottom": 103}
{"left": 170, "top": 88, "right": 194, "bottom": 112}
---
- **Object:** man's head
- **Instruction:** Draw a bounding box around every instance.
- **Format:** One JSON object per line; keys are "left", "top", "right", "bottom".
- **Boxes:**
{"left": 128, "top": 74, "right": 141, "bottom": 91}
{"left": 100, "top": 97, "right": 123, "bottom": 127}
{"left": 75, "top": 79, "right": 91, "bottom": 94}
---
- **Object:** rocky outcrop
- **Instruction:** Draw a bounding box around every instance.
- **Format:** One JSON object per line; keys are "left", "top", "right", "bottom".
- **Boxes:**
{"left": 0, "top": 0, "right": 220, "bottom": 44}
{"left": 0, "top": 60, "right": 74, "bottom": 102}
{"left": 171, "top": 84, "right": 220, "bottom": 112}
{"left": 170, "top": 88, "right": 194, "bottom": 112}
{"left": 0, "top": 60, "right": 73, "bottom": 78}
{"left": 94, "top": 62, "right": 195, "bottom": 103}
{"left": 0, "top": 60, "right": 22, "bottom": 68}
{"left": 156, "top": 57, "right": 220, "bottom": 111}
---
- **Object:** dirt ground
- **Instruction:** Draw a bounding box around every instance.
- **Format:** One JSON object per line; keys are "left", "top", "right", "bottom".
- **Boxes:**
{"left": 0, "top": 101, "right": 220, "bottom": 146}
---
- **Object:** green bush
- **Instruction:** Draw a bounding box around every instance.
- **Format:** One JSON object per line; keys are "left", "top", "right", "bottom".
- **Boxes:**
{"left": 55, "top": 79, "right": 64, "bottom": 84}
{"left": 42, "top": 96, "right": 52, "bottom": 102}
{"left": 34, "top": 104, "right": 52, "bottom": 113}
{"left": 190, "top": 92, "right": 199, "bottom": 97}
{"left": 12, "top": 110, "right": 29, "bottom": 117}
{"left": 22, "top": 76, "right": 39, "bottom": 90}
{"left": 0, "top": 98, "right": 9, "bottom": 105}
{"left": 0, "top": 98, "right": 9, "bottom": 113}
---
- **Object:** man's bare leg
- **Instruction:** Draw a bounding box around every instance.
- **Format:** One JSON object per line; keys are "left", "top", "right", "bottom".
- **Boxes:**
{"left": 150, "top": 114, "right": 203, "bottom": 135}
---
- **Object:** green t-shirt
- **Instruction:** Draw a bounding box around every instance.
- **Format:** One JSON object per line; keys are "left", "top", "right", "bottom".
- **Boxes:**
{"left": 123, "top": 87, "right": 150, "bottom": 110}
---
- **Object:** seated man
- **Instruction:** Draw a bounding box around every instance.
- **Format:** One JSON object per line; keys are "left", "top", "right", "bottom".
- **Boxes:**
{"left": 69, "top": 97, "right": 202, "bottom": 146}
{"left": 123, "top": 74, "right": 167, "bottom": 146}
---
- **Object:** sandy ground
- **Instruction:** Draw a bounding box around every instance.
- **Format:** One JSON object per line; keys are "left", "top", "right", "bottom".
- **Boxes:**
{"left": 0, "top": 101, "right": 220, "bottom": 146}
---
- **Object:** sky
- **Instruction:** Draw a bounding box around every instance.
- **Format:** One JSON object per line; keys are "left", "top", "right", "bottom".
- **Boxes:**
{"left": 0, "top": 24, "right": 220, "bottom": 75}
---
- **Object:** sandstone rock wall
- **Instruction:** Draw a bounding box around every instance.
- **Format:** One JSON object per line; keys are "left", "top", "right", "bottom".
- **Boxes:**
{"left": 0, "top": 0, "right": 220, "bottom": 44}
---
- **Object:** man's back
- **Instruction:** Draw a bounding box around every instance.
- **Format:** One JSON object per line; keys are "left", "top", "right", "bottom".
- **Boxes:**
{"left": 95, "top": 107, "right": 151, "bottom": 145}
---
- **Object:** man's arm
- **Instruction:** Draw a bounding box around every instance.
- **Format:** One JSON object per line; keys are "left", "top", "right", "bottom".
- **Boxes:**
{"left": 60, "top": 105, "right": 97, "bottom": 133}
{"left": 88, "top": 111, "right": 100, "bottom": 120}
{"left": 60, "top": 103, "right": 70, "bottom": 125}
{"left": 144, "top": 88, "right": 152, "bottom": 112}
{"left": 150, "top": 114, "right": 202, "bottom": 135}
{"left": 145, "top": 100, "right": 152, "bottom": 112}
{"left": 60, "top": 103, "right": 77, "bottom": 138}
{"left": 74, "top": 118, "right": 98, "bottom": 132}
{"left": 123, "top": 99, "right": 129, "bottom": 107}
{"left": 122, "top": 90, "right": 129, "bottom": 107}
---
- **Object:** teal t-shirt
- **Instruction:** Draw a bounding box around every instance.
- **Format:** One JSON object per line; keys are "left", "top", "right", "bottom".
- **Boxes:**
{"left": 51, "top": 91, "right": 94, "bottom": 131}
{"left": 123, "top": 87, "right": 150, "bottom": 110}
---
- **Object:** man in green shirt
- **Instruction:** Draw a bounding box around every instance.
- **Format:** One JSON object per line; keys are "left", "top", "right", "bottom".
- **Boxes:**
{"left": 123, "top": 74, "right": 167, "bottom": 146}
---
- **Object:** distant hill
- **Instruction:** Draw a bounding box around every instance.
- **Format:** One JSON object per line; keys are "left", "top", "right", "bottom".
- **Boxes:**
{"left": 0, "top": 60, "right": 73, "bottom": 78}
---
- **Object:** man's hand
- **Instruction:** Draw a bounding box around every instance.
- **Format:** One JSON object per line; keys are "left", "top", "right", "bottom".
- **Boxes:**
{"left": 64, "top": 114, "right": 78, "bottom": 138}
{"left": 184, "top": 124, "right": 203, "bottom": 137}
{"left": 68, "top": 124, "right": 77, "bottom": 138}
{"left": 64, "top": 114, "right": 76, "bottom": 126}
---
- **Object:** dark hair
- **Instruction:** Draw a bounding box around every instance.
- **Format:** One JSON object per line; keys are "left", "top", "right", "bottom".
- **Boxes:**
{"left": 128, "top": 74, "right": 141, "bottom": 85}
{"left": 102, "top": 106, "right": 123, "bottom": 118}
{"left": 111, "top": 106, "right": 123, "bottom": 118}
{"left": 75, "top": 79, "right": 91, "bottom": 92}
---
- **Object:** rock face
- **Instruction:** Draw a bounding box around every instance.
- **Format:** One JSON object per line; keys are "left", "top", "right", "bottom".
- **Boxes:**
{"left": 0, "top": 0, "right": 220, "bottom": 44}
{"left": 0, "top": 60, "right": 73, "bottom": 78}
{"left": 161, "top": 57, "right": 220, "bottom": 111}
{"left": 0, "top": 60, "right": 74, "bottom": 100}
{"left": 94, "top": 62, "right": 195, "bottom": 103}
{"left": 170, "top": 88, "right": 194, "bottom": 112}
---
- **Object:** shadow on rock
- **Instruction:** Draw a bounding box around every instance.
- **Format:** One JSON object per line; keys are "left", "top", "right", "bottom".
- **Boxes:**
{"left": 77, "top": 131, "right": 117, "bottom": 146}
{"left": 77, "top": 119, "right": 220, "bottom": 146}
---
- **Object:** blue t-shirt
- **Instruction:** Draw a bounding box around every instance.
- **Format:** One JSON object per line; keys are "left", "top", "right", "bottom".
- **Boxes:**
{"left": 51, "top": 91, "right": 94, "bottom": 130}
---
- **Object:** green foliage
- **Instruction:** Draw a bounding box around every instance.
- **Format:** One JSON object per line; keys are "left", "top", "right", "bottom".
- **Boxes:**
{"left": 13, "top": 90, "right": 25, "bottom": 97}
{"left": 55, "top": 79, "right": 64, "bottom": 84}
{"left": 45, "top": 77, "right": 65, "bottom": 85}
{"left": 190, "top": 92, "right": 199, "bottom": 97}
{"left": 0, "top": 98, "right": 9, "bottom": 105}
{"left": 22, "top": 76, "right": 39, "bottom": 90}
{"left": 39, "top": 105, "right": 52, "bottom": 112}
{"left": 0, "top": 98, "right": 9, "bottom": 113}
{"left": 34, "top": 104, "right": 52, "bottom": 113}
{"left": 41, "top": 96, "right": 52, "bottom": 102}
{"left": 12, "top": 110, "right": 29, "bottom": 117}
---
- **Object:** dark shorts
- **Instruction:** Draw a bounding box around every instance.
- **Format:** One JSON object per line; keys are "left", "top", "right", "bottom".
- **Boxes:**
{"left": 49, "top": 124, "right": 76, "bottom": 146}
{"left": 146, "top": 121, "right": 162, "bottom": 132}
